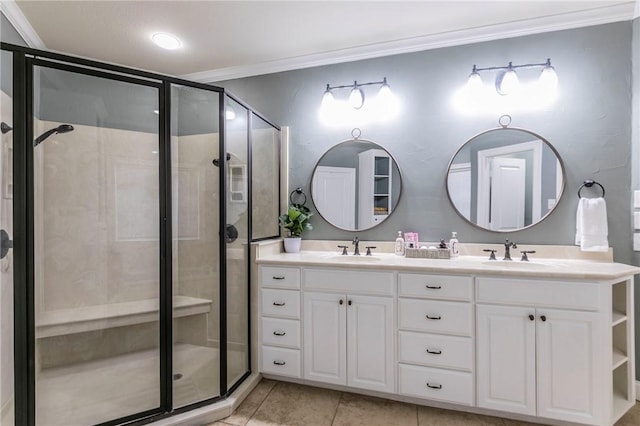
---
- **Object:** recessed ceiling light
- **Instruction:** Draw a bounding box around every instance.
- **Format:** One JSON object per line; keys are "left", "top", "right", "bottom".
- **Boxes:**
{"left": 151, "top": 32, "right": 182, "bottom": 50}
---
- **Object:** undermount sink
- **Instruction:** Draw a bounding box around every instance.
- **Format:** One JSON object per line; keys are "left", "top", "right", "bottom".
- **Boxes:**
{"left": 481, "top": 260, "right": 551, "bottom": 268}
{"left": 326, "top": 255, "right": 382, "bottom": 262}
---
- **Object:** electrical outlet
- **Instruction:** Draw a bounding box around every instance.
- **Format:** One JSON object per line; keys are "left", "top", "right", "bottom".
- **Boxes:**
{"left": 634, "top": 190, "right": 640, "bottom": 208}
{"left": 634, "top": 233, "right": 640, "bottom": 251}
{"left": 635, "top": 212, "right": 640, "bottom": 229}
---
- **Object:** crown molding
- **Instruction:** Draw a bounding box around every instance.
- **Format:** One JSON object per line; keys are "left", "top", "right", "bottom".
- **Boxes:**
{"left": 183, "top": 2, "right": 635, "bottom": 83}
{"left": 1, "top": 0, "right": 45, "bottom": 48}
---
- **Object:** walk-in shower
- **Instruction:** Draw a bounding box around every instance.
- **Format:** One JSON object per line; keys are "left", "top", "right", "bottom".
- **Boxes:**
{"left": 0, "top": 42, "right": 281, "bottom": 426}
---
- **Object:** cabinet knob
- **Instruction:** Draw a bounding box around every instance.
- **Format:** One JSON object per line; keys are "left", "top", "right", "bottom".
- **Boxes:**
{"left": 339, "top": 299, "right": 344, "bottom": 305}
{"left": 528, "top": 314, "right": 535, "bottom": 321}
{"left": 425, "top": 315, "right": 442, "bottom": 320}
{"left": 426, "top": 349, "right": 442, "bottom": 355}
{"left": 273, "top": 301, "right": 285, "bottom": 306}
{"left": 425, "top": 285, "right": 442, "bottom": 289}
{"left": 348, "top": 300, "right": 352, "bottom": 306}
{"left": 540, "top": 315, "right": 547, "bottom": 322}
{"left": 426, "top": 383, "right": 442, "bottom": 390}
{"left": 273, "top": 360, "right": 286, "bottom": 366}
{"left": 273, "top": 331, "right": 286, "bottom": 336}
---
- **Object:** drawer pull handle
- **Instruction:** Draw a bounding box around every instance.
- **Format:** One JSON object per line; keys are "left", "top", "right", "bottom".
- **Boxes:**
{"left": 426, "top": 349, "right": 442, "bottom": 355}
{"left": 272, "top": 275, "right": 285, "bottom": 280}
{"left": 425, "top": 285, "right": 442, "bottom": 289}
{"left": 273, "top": 331, "right": 286, "bottom": 336}
{"left": 273, "top": 360, "right": 286, "bottom": 366}
{"left": 425, "top": 315, "right": 442, "bottom": 320}
{"left": 273, "top": 301, "right": 286, "bottom": 306}
{"left": 426, "top": 383, "right": 442, "bottom": 390}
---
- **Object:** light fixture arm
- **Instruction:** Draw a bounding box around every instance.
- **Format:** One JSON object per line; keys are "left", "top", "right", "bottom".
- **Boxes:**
{"left": 325, "top": 78, "right": 388, "bottom": 91}
{"left": 472, "top": 58, "right": 553, "bottom": 73}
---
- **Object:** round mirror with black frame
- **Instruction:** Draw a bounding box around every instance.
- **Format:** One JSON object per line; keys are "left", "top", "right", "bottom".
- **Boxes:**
{"left": 446, "top": 117, "right": 565, "bottom": 232}
{"left": 311, "top": 133, "right": 402, "bottom": 231}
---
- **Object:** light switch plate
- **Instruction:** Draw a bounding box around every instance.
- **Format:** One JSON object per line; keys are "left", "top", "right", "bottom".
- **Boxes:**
{"left": 635, "top": 212, "right": 640, "bottom": 229}
{"left": 634, "top": 190, "right": 640, "bottom": 208}
{"left": 634, "top": 233, "right": 640, "bottom": 251}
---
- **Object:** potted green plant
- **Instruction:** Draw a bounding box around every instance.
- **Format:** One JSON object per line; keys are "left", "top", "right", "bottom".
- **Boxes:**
{"left": 279, "top": 203, "right": 313, "bottom": 253}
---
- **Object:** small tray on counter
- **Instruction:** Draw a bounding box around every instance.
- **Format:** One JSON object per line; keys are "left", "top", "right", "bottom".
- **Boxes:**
{"left": 405, "top": 247, "right": 451, "bottom": 259}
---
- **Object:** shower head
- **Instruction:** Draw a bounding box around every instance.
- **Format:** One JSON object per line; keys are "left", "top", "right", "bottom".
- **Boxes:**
{"left": 212, "top": 153, "right": 231, "bottom": 167}
{"left": 33, "top": 124, "right": 74, "bottom": 147}
{"left": 0, "top": 122, "right": 12, "bottom": 134}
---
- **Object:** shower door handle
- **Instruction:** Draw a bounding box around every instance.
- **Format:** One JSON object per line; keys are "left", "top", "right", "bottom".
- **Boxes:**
{"left": 0, "top": 229, "right": 12, "bottom": 260}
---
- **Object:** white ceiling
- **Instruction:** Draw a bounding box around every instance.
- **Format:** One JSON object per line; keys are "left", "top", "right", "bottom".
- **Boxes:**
{"left": 3, "top": 1, "right": 638, "bottom": 82}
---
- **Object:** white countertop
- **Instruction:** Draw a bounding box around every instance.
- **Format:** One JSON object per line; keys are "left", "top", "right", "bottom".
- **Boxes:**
{"left": 256, "top": 251, "right": 640, "bottom": 280}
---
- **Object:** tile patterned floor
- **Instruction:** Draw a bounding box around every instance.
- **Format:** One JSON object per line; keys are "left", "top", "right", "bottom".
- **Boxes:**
{"left": 211, "top": 379, "right": 640, "bottom": 426}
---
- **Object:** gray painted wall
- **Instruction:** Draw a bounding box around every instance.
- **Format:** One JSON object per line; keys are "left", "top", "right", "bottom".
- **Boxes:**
{"left": 216, "top": 22, "right": 637, "bottom": 376}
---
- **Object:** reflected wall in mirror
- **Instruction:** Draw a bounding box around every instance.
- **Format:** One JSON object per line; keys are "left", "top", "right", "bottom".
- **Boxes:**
{"left": 311, "top": 139, "right": 402, "bottom": 231}
{"left": 446, "top": 126, "right": 565, "bottom": 232}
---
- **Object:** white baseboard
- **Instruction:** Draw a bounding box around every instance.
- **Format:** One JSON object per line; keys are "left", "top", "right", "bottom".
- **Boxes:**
{"left": 636, "top": 380, "right": 640, "bottom": 401}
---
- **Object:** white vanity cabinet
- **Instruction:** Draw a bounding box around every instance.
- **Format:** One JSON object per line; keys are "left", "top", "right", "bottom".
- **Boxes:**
{"left": 476, "top": 276, "right": 634, "bottom": 425}
{"left": 303, "top": 269, "right": 395, "bottom": 393}
{"left": 259, "top": 266, "right": 302, "bottom": 378}
{"left": 397, "top": 273, "right": 474, "bottom": 406}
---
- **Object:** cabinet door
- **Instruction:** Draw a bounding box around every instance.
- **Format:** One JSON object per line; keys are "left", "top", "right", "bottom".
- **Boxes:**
{"left": 303, "top": 292, "right": 347, "bottom": 385}
{"left": 536, "top": 309, "right": 604, "bottom": 425}
{"left": 347, "top": 295, "right": 394, "bottom": 393}
{"left": 477, "top": 304, "right": 536, "bottom": 415}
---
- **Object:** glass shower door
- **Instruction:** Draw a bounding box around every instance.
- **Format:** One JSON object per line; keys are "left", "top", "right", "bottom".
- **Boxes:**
{"left": 32, "top": 64, "right": 162, "bottom": 425}
{"left": 0, "top": 49, "right": 14, "bottom": 426}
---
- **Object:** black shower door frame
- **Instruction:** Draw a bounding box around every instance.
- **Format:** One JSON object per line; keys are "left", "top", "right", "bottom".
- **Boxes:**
{"left": 1, "top": 42, "right": 276, "bottom": 426}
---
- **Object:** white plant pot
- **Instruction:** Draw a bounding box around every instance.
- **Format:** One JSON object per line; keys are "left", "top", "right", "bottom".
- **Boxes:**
{"left": 283, "top": 237, "right": 302, "bottom": 253}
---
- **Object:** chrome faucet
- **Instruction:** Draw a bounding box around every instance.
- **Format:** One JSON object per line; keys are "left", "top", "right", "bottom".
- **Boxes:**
{"left": 503, "top": 239, "right": 517, "bottom": 260}
{"left": 352, "top": 237, "right": 361, "bottom": 255}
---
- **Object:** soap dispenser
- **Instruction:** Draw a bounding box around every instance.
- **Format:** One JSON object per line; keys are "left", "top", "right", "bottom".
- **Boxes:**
{"left": 395, "top": 231, "right": 405, "bottom": 256}
{"left": 449, "top": 232, "right": 459, "bottom": 258}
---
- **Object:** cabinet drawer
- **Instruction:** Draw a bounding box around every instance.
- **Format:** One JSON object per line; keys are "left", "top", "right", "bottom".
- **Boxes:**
{"left": 399, "top": 331, "right": 472, "bottom": 371}
{"left": 261, "top": 317, "right": 300, "bottom": 348}
{"left": 261, "top": 346, "right": 301, "bottom": 377}
{"left": 399, "top": 273, "right": 472, "bottom": 301}
{"left": 260, "top": 266, "right": 300, "bottom": 289}
{"left": 261, "top": 289, "right": 300, "bottom": 318}
{"left": 303, "top": 268, "right": 394, "bottom": 295}
{"left": 476, "top": 277, "right": 600, "bottom": 311}
{"left": 399, "top": 299, "right": 472, "bottom": 336}
{"left": 399, "top": 364, "right": 473, "bottom": 405}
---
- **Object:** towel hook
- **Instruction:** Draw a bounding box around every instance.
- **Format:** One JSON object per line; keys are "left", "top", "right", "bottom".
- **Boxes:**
{"left": 289, "top": 187, "right": 307, "bottom": 206}
{"left": 577, "top": 179, "right": 605, "bottom": 199}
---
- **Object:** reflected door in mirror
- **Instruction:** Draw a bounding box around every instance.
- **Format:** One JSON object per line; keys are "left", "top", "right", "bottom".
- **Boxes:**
{"left": 312, "top": 166, "right": 356, "bottom": 229}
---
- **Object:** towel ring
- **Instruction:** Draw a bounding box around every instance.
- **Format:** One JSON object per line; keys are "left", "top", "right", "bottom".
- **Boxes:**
{"left": 577, "top": 180, "right": 605, "bottom": 199}
{"left": 289, "top": 187, "right": 307, "bottom": 206}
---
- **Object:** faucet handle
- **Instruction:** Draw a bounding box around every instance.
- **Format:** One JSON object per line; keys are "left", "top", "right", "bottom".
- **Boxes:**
{"left": 365, "top": 246, "right": 376, "bottom": 256}
{"left": 337, "top": 245, "right": 348, "bottom": 255}
{"left": 520, "top": 250, "right": 536, "bottom": 261}
{"left": 483, "top": 249, "right": 497, "bottom": 260}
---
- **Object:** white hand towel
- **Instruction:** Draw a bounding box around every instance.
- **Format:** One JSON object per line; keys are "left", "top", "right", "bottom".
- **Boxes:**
{"left": 575, "top": 197, "right": 609, "bottom": 252}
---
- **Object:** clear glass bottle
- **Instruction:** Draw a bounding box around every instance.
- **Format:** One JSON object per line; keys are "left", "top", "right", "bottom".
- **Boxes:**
{"left": 395, "top": 231, "right": 405, "bottom": 256}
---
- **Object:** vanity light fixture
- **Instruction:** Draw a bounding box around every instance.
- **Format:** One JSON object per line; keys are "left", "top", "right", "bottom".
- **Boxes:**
{"left": 322, "top": 77, "right": 391, "bottom": 110}
{"left": 468, "top": 58, "right": 557, "bottom": 95}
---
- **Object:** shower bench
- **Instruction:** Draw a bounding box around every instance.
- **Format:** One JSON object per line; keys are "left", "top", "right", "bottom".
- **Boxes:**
{"left": 35, "top": 295, "right": 212, "bottom": 338}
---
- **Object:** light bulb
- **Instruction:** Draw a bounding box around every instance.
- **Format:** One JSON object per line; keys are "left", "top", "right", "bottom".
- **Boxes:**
{"left": 466, "top": 67, "right": 483, "bottom": 93}
{"left": 321, "top": 85, "right": 334, "bottom": 110}
{"left": 377, "top": 79, "right": 393, "bottom": 103}
{"left": 497, "top": 65, "right": 519, "bottom": 95}
{"left": 349, "top": 84, "right": 365, "bottom": 109}
{"left": 539, "top": 64, "right": 558, "bottom": 91}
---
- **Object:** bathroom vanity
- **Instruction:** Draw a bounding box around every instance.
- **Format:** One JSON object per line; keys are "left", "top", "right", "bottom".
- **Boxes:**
{"left": 256, "top": 247, "right": 637, "bottom": 426}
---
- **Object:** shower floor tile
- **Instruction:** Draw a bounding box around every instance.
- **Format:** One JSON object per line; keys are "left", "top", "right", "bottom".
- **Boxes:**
{"left": 35, "top": 344, "right": 246, "bottom": 426}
